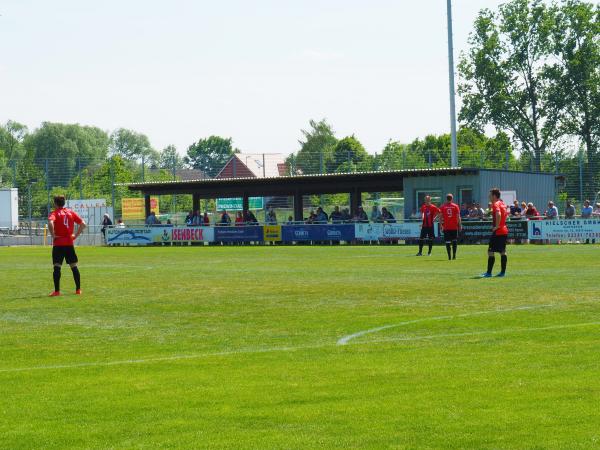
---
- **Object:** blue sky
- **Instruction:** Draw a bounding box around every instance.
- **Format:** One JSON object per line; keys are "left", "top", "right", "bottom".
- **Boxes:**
{"left": 0, "top": 0, "right": 505, "bottom": 155}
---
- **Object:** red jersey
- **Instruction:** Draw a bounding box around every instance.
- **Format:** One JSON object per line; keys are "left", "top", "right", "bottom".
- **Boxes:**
{"left": 440, "top": 202, "right": 461, "bottom": 231}
{"left": 492, "top": 200, "right": 508, "bottom": 236}
{"left": 48, "top": 207, "right": 83, "bottom": 246}
{"left": 420, "top": 204, "right": 439, "bottom": 227}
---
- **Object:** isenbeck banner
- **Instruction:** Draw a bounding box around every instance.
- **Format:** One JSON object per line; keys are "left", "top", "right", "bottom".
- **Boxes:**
{"left": 461, "top": 220, "right": 528, "bottom": 241}
{"left": 528, "top": 219, "right": 600, "bottom": 240}
{"left": 214, "top": 226, "right": 264, "bottom": 242}
{"left": 355, "top": 223, "right": 422, "bottom": 240}
{"left": 281, "top": 224, "right": 355, "bottom": 241}
{"left": 161, "top": 227, "right": 215, "bottom": 243}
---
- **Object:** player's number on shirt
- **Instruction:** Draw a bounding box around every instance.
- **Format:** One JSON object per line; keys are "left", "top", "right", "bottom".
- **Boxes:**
{"left": 446, "top": 209, "right": 453, "bottom": 217}
{"left": 63, "top": 215, "right": 69, "bottom": 228}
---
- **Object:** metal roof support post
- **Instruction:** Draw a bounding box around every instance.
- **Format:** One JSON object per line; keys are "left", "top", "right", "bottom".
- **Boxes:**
{"left": 144, "top": 194, "right": 151, "bottom": 219}
{"left": 294, "top": 190, "right": 303, "bottom": 222}
{"left": 242, "top": 193, "right": 249, "bottom": 213}
{"left": 192, "top": 194, "right": 200, "bottom": 213}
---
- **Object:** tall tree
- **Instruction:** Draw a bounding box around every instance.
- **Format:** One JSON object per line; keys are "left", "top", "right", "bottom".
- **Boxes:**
{"left": 331, "top": 136, "right": 372, "bottom": 173}
{"left": 551, "top": 0, "right": 600, "bottom": 193}
{"left": 109, "top": 128, "right": 154, "bottom": 162}
{"left": 184, "top": 136, "right": 237, "bottom": 177}
{"left": 458, "top": 0, "right": 563, "bottom": 171}
{"left": 290, "top": 119, "right": 337, "bottom": 174}
{"left": 0, "top": 120, "right": 28, "bottom": 160}
{"left": 159, "top": 145, "right": 184, "bottom": 170}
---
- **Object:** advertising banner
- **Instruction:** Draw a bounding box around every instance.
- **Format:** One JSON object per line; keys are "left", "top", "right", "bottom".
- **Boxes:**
{"left": 214, "top": 226, "right": 264, "bottom": 242}
{"left": 66, "top": 199, "right": 107, "bottom": 224}
{"left": 216, "top": 197, "right": 263, "bottom": 211}
{"left": 355, "top": 222, "right": 422, "bottom": 240}
{"left": 461, "top": 220, "right": 528, "bottom": 241}
{"left": 528, "top": 219, "right": 600, "bottom": 240}
{"left": 106, "top": 227, "right": 157, "bottom": 246}
{"left": 160, "top": 227, "right": 215, "bottom": 243}
{"left": 263, "top": 225, "right": 282, "bottom": 242}
{"left": 281, "top": 224, "right": 355, "bottom": 242}
{"left": 122, "top": 197, "right": 159, "bottom": 220}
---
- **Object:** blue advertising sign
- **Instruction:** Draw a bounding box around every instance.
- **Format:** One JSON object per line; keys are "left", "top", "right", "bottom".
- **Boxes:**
{"left": 214, "top": 226, "right": 264, "bottom": 242}
{"left": 281, "top": 224, "right": 355, "bottom": 242}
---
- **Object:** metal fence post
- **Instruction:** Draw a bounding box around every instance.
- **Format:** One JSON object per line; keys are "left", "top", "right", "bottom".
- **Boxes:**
{"left": 579, "top": 147, "right": 584, "bottom": 202}
{"left": 45, "top": 158, "right": 50, "bottom": 214}
{"left": 320, "top": 150, "right": 324, "bottom": 174}
{"left": 12, "top": 160, "right": 17, "bottom": 188}
{"left": 172, "top": 157, "right": 176, "bottom": 215}
{"left": 110, "top": 157, "right": 116, "bottom": 218}
{"left": 141, "top": 155, "right": 145, "bottom": 182}
{"left": 78, "top": 156, "right": 83, "bottom": 200}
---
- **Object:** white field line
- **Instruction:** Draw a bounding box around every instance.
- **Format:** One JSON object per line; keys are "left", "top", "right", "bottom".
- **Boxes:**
{"left": 2, "top": 317, "right": 599, "bottom": 374}
{"left": 336, "top": 304, "right": 554, "bottom": 345}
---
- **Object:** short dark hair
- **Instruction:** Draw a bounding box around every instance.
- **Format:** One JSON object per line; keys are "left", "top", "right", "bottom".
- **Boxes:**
{"left": 446, "top": 193, "right": 453, "bottom": 201}
{"left": 490, "top": 188, "right": 501, "bottom": 199}
{"left": 53, "top": 195, "right": 66, "bottom": 207}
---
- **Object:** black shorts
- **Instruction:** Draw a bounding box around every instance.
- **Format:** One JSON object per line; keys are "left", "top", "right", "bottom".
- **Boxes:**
{"left": 420, "top": 226, "right": 435, "bottom": 240}
{"left": 444, "top": 230, "right": 458, "bottom": 242}
{"left": 52, "top": 246, "right": 78, "bottom": 265}
{"left": 488, "top": 235, "right": 507, "bottom": 253}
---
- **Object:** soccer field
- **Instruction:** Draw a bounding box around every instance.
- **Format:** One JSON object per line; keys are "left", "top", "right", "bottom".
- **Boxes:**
{"left": 1, "top": 245, "right": 599, "bottom": 449}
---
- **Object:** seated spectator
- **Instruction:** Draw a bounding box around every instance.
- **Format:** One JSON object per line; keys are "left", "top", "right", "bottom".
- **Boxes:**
{"left": 353, "top": 206, "right": 368, "bottom": 223}
{"left": 286, "top": 215, "right": 294, "bottom": 225}
{"left": 219, "top": 210, "right": 231, "bottom": 226}
{"left": 581, "top": 200, "right": 593, "bottom": 218}
{"left": 266, "top": 207, "right": 277, "bottom": 225}
{"left": 184, "top": 210, "right": 194, "bottom": 225}
{"left": 410, "top": 209, "right": 420, "bottom": 220}
{"left": 235, "top": 211, "right": 244, "bottom": 226}
{"left": 525, "top": 202, "right": 540, "bottom": 220}
{"left": 565, "top": 200, "right": 576, "bottom": 219}
{"left": 545, "top": 201, "right": 559, "bottom": 219}
{"left": 510, "top": 200, "right": 522, "bottom": 218}
{"left": 460, "top": 203, "right": 469, "bottom": 218}
{"left": 165, "top": 219, "right": 173, "bottom": 226}
{"left": 341, "top": 208, "right": 352, "bottom": 222}
{"left": 203, "top": 212, "right": 210, "bottom": 226}
{"left": 192, "top": 210, "right": 202, "bottom": 226}
{"left": 330, "top": 206, "right": 343, "bottom": 223}
{"left": 485, "top": 202, "right": 493, "bottom": 218}
{"left": 381, "top": 207, "right": 396, "bottom": 223}
{"left": 370, "top": 206, "right": 381, "bottom": 223}
{"left": 469, "top": 203, "right": 484, "bottom": 220}
{"left": 116, "top": 219, "right": 125, "bottom": 228}
{"left": 594, "top": 203, "right": 600, "bottom": 217}
{"left": 244, "top": 210, "right": 258, "bottom": 224}
{"left": 145, "top": 211, "right": 159, "bottom": 225}
{"left": 305, "top": 211, "right": 317, "bottom": 224}
{"left": 315, "top": 207, "right": 329, "bottom": 223}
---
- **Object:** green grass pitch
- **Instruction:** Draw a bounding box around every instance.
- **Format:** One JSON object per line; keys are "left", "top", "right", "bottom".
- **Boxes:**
{"left": 1, "top": 244, "right": 599, "bottom": 449}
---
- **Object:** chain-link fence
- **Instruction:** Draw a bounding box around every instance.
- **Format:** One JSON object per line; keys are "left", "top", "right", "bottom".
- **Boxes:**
{"left": 1, "top": 151, "right": 598, "bottom": 238}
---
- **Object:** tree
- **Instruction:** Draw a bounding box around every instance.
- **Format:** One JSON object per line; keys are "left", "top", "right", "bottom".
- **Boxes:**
{"left": 109, "top": 128, "right": 154, "bottom": 162}
{"left": 331, "top": 136, "right": 372, "bottom": 173}
{"left": 184, "top": 136, "right": 237, "bottom": 177}
{"left": 458, "top": 0, "right": 564, "bottom": 171}
{"left": 24, "top": 122, "right": 109, "bottom": 188}
{"left": 159, "top": 145, "right": 184, "bottom": 170}
{"left": 290, "top": 119, "right": 337, "bottom": 174}
{"left": 551, "top": 0, "right": 600, "bottom": 195}
{"left": 0, "top": 120, "right": 28, "bottom": 160}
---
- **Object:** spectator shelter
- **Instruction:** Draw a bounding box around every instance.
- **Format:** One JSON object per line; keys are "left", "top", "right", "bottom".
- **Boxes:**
{"left": 125, "top": 168, "right": 561, "bottom": 221}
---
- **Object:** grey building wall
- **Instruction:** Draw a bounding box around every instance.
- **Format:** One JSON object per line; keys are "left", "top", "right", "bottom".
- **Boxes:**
{"left": 403, "top": 170, "right": 557, "bottom": 219}
{"left": 477, "top": 170, "right": 557, "bottom": 212}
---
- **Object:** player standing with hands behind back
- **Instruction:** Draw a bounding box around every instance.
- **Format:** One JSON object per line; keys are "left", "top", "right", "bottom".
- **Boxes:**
{"left": 439, "top": 193, "right": 461, "bottom": 260}
{"left": 481, "top": 188, "right": 508, "bottom": 278}
{"left": 48, "top": 195, "right": 86, "bottom": 296}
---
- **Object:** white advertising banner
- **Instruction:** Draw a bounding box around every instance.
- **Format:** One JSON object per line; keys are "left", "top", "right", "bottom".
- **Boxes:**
{"left": 66, "top": 199, "right": 111, "bottom": 227}
{"left": 528, "top": 219, "right": 600, "bottom": 240}
{"left": 106, "top": 226, "right": 215, "bottom": 245}
{"left": 355, "top": 222, "right": 422, "bottom": 240}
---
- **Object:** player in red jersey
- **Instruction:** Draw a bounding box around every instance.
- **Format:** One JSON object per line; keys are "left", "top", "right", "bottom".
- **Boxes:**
{"left": 47, "top": 195, "right": 86, "bottom": 296}
{"left": 482, "top": 188, "right": 509, "bottom": 278}
{"left": 417, "top": 195, "right": 439, "bottom": 256}
{"left": 439, "top": 193, "right": 461, "bottom": 260}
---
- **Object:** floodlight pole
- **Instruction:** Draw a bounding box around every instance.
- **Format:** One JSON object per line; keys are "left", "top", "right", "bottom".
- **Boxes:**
{"left": 447, "top": 0, "right": 458, "bottom": 168}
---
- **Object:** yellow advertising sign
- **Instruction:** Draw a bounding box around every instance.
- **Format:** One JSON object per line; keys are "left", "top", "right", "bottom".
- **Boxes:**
{"left": 121, "top": 197, "right": 159, "bottom": 220}
{"left": 263, "top": 225, "right": 282, "bottom": 242}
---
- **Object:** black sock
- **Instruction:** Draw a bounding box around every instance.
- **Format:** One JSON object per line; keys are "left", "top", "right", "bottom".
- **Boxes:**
{"left": 445, "top": 243, "right": 451, "bottom": 259}
{"left": 53, "top": 266, "right": 61, "bottom": 292}
{"left": 71, "top": 266, "right": 81, "bottom": 290}
{"left": 452, "top": 241, "right": 458, "bottom": 258}
{"left": 487, "top": 256, "right": 495, "bottom": 274}
{"left": 428, "top": 241, "right": 433, "bottom": 254}
{"left": 418, "top": 240, "right": 424, "bottom": 253}
{"left": 501, "top": 255, "right": 507, "bottom": 273}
